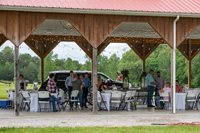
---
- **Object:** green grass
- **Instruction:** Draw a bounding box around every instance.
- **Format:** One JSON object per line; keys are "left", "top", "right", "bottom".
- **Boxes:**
{"left": 0, "top": 126, "right": 200, "bottom": 133}
{"left": 0, "top": 82, "right": 39, "bottom": 99}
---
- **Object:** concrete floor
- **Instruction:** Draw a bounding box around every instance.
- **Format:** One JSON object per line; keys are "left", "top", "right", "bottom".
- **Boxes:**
{"left": 0, "top": 105, "right": 200, "bottom": 127}
{"left": 0, "top": 105, "right": 200, "bottom": 118}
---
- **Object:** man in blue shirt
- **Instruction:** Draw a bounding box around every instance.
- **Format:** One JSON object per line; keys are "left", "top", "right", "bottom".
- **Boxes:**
{"left": 82, "top": 72, "right": 91, "bottom": 108}
{"left": 65, "top": 71, "right": 74, "bottom": 101}
{"left": 146, "top": 69, "right": 159, "bottom": 107}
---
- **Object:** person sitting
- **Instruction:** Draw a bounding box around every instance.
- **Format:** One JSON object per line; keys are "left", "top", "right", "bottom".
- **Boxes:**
{"left": 39, "top": 82, "right": 65, "bottom": 112}
{"left": 98, "top": 75, "right": 105, "bottom": 93}
{"left": 47, "top": 73, "right": 57, "bottom": 93}
{"left": 176, "top": 80, "right": 183, "bottom": 93}
{"left": 154, "top": 82, "right": 171, "bottom": 110}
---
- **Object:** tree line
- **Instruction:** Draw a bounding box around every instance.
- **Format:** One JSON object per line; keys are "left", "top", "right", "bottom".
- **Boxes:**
{"left": 0, "top": 45, "right": 200, "bottom": 88}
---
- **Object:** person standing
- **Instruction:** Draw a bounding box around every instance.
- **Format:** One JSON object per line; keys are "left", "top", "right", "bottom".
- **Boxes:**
{"left": 19, "top": 74, "right": 28, "bottom": 91}
{"left": 146, "top": 70, "right": 159, "bottom": 107}
{"left": 154, "top": 71, "right": 165, "bottom": 97}
{"left": 65, "top": 71, "right": 74, "bottom": 100}
{"left": 72, "top": 73, "right": 85, "bottom": 110}
{"left": 82, "top": 72, "right": 91, "bottom": 108}
{"left": 47, "top": 73, "right": 57, "bottom": 93}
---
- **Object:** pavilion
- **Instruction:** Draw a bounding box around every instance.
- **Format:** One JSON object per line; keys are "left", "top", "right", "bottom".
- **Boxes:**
{"left": 1, "top": 0, "right": 200, "bottom": 116}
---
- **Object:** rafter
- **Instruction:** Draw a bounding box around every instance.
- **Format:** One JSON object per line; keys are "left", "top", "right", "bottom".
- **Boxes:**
{"left": 145, "top": 43, "right": 160, "bottom": 59}
{"left": 177, "top": 47, "right": 189, "bottom": 60}
{"left": 126, "top": 42, "right": 143, "bottom": 60}
{"left": 43, "top": 41, "right": 60, "bottom": 58}
{"left": 75, "top": 41, "right": 92, "bottom": 59}
{"left": 24, "top": 40, "right": 42, "bottom": 58}
{"left": 98, "top": 42, "right": 110, "bottom": 55}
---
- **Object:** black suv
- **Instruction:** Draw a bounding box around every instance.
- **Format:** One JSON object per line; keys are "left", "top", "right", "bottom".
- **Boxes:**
{"left": 49, "top": 71, "right": 127, "bottom": 90}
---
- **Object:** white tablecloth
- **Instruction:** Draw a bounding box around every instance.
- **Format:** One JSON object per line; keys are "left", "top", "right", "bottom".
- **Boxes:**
{"left": 12, "top": 92, "right": 64, "bottom": 112}
{"left": 100, "top": 92, "right": 130, "bottom": 111}
{"left": 176, "top": 93, "right": 187, "bottom": 110}
{"left": 165, "top": 93, "right": 186, "bottom": 110}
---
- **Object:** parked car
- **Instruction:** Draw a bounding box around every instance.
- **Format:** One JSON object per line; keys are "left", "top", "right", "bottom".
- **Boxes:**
{"left": 48, "top": 71, "right": 131, "bottom": 91}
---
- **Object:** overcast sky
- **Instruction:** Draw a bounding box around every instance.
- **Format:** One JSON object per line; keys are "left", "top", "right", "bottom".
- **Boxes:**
{"left": 0, "top": 41, "right": 131, "bottom": 64}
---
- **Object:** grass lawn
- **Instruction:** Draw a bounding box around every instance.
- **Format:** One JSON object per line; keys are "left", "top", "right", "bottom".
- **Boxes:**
{"left": 0, "top": 82, "right": 39, "bottom": 99}
{"left": 0, "top": 126, "right": 200, "bottom": 133}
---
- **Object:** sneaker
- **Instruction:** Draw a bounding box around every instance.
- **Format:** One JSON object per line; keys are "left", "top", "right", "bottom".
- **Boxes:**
{"left": 53, "top": 110, "right": 58, "bottom": 112}
{"left": 85, "top": 106, "right": 88, "bottom": 108}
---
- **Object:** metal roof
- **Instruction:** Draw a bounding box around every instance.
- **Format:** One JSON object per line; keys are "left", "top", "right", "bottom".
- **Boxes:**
{"left": 1, "top": 0, "right": 200, "bottom": 15}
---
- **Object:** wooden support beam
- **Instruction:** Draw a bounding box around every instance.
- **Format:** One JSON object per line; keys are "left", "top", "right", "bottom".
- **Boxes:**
{"left": 145, "top": 43, "right": 160, "bottom": 59}
{"left": 75, "top": 41, "right": 92, "bottom": 59}
{"left": 191, "top": 49, "right": 200, "bottom": 60}
{"left": 127, "top": 42, "right": 143, "bottom": 60}
{"left": 92, "top": 48, "right": 98, "bottom": 115}
{"left": 24, "top": 41, "right": 41, "bottom": 58}
{"left": 188, "top": 60, "right": 191, "bottom": 88}
{"left": 0, "top": 39, "right": 7, "bottom": 47}
{"left": 41, "top": 58, "right": 44, "bottom": 83}
{"left": 14, "top": 46, "right": 19, "bottom": 116}
{"left": 142, "top": 59, "right": 145, "bottom": 72}
{"left": 41, "top": 43, "right": 44, "bottom": 83}
{"left": 43, "top": 41, "right": 60, "bottom": 58}
{"left": 98, "top": 42, "right": 110, "bottom": 55}
{"left": 177, "top": 47, "right": 189, "bottom": 60}
{"left": 188, "top": 40, "right": 192, "bottom": 88}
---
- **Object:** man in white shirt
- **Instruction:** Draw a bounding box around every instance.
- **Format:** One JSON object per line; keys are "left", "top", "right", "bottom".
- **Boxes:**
{"left": 154, "top": 82, "right": 171, "bottom": 109}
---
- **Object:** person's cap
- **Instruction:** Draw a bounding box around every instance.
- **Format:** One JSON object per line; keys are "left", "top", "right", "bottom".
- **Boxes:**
{"left": 157, "top": 71, "right": 160, "bottom": 73}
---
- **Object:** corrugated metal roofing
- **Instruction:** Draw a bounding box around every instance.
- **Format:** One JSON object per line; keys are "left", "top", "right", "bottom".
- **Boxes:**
{"left": 1, "top": 0, "right": 200, "bottom": 14}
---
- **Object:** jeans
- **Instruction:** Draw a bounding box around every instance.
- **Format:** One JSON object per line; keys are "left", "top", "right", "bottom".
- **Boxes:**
{"left": 68, "top": 86, "right": 73, "bottom": 100}
{"left": 75, "top": 93, "right": 83, "bottom": 108}
{"left": 83, "top": 87, "right": 88, "bottom": 107}
{"left": 155, "top": 96, "right": 164, "bottom": 107}
{"left": 49, "top": 95, "right": 61, "bottom": 111}
{"left": 155, "top": 88, "right": 159, "bottom": 97}
{"left": 147, "top": 86, "right": 155, "bottom": 106}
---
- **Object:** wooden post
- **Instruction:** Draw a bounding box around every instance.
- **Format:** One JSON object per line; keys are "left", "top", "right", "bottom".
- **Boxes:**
{"left": 92, "top": 48, "right": 98, "bottom": 114}
{"left": 142, "top": 41, "right": 145, "bottom": 72}
{"left": 171, "top": 48, "right": 174, "bottom": 113}
{"left": 188, "top": 39, "right": 192, "bottom": 88}
{"left": 41, "top": 58, "right": 44, "bottom": 83}
{"left": 14, "top": 46, "right": 20, "bottom": 116}
{"left": 41, "top": 43, "right": 44, "bottom": 83}
{"left": 142, "top": 59, "right": 145, "bottom": 71}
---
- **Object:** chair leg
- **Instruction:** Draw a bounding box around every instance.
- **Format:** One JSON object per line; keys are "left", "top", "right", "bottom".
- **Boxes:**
{"left": 39, "top": 103, "right": 41, "bottom": 112}
{"left": 122, "top": 102, "right": 128, "bottom": 110}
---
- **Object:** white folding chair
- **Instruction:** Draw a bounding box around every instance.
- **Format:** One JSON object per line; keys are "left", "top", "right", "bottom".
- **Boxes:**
{"left": 123, "top": 91, "right": 137, "bottom": 111}
{"left": 186, "top": 91, "right": 197, "bottom": 109}
{"left": 104, "top": 90, "right": 112, "bottom": 93}
{"left": 19, "top": 91, "right": 30, "bottom": 112}
{"left": 70, "top": 90, "right": 79, "bottom": 110}
{"left": 159, "top": 91, "right": 170, "bottom": 109}
{"left": 29, "top": 89, "right": 37, "bottom": 93}
{"left": 121, "top": 91, "right": 132, "bottom": 111}
{"left": 57, "top": 89, "right": 65, "bottom": 111}
{"left": 110, "top": 91, "right": 122, "bottom": 110}
{"left": 38, "top": 91, "right": 51, "bottom": 112}
{"left": 98, "top": 91, "right": 108, "bottom": 111}
{"left": 6, "top": 89, "right": 14, "bottom": 99}
{"left": 112, "top": 87, "right": 117, "bottom": 91}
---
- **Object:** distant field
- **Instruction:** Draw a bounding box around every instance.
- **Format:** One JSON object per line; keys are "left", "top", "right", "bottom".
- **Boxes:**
{"left": 0, "top": 82, "right": 39, "bottom": 99}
